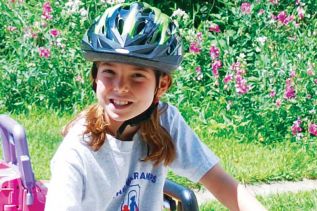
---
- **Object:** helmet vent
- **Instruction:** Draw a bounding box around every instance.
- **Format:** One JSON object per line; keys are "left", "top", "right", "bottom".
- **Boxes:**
{"left": 136, "top": 22, "right": 145, "bottom": 35}
{"left": 122, "top": 5, "right": 130, "bottom": 10}
{"left": 155, "top": 33, "right": 161, "bottom": 43}
{"left": 118, "top": 19, "right": 124, "bottom": 35}
{"left": 101, "top": 25, "right": 105, "bottom": 34}
{"left": 143, "top": 8, "right": 152, "bottom": 15}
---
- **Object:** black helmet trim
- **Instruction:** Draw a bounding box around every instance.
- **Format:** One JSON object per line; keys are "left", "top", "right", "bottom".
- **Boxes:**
{"left": 82, "top": 50, "right": 182, "bottom": 73}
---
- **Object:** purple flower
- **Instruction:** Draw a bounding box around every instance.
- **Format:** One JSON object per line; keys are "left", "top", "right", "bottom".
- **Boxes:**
{"left": 258, "top": 9, "right": 265, "bottom": 15}
{"left": 230, "top": 62, "right": 241, "bottom": 71}
{"left": 235, "top": 75, "right": 250, "bottom": 94}
{"left": 7, "top": 26, "right": 17, "bottom": 31}
{"left": 276, "top": 99, "right": 282, "bottom": 108}
{"left": 210, "top": 45, "right": 220, "bottom": 59}
{"left": 50, "top": 29, "right": 60, "bottom": 37}
{"left": 42, "top": 2, "right": 53, "bottom": 20}
{"left": 241, "top": 2, "right": 251, "bottom": 14}
{"left": 284, "top": 86, "right": 296, "bottom": 99}
{"left": 277, "top": 11, "right": 294, "bottom": 25}
{"left": 209, "top": 23, "right": 221, "bottom": 33}
{"left": 195, "top": 66, "right": 201, "bottom": 73}
{"left": 308, "top": 123, "right": 317, "bottom": 136}
{"left": 224, "top": 74, "right": 233, "bottom": 84}
{"left": 38, "top": 47, "right": 51, "bottom": 58}
{"left": 297, "top": 7, "right": 305, "bottom": 20}
{"left": 189, "top": 42, "right": 201, "bottom": 53}
{"left": 291, "top": 118, "right": 302, "bottom": 135}
{"left": 211, "top": 60, "right": 222, "bottom": 78}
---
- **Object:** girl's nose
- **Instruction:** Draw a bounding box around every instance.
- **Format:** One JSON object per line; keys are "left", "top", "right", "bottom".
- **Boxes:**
{"left": 113, "top": 76, "right": 129, "bottom": 93}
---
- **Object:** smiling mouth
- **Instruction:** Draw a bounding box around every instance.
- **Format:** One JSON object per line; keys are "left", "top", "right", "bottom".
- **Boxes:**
{"left": 110, "top": 99, "right": 133, "bottom": 107}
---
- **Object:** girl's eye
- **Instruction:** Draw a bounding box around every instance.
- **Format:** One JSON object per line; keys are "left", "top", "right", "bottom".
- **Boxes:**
{"left": 102, "top": 69, "right": 115, "bottom": 76}
{"left": 133, "top": 73, "right": 145, "bottom": 78}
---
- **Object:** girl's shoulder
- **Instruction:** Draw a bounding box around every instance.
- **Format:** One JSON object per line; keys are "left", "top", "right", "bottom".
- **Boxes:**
{"left": 158, "top": 101, "right": 183, "bottom": 126}
{"left": 62, "top": 117, "right": 89, "bottom": 147}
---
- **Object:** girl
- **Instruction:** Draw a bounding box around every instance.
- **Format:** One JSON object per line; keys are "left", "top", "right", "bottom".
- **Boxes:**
{"left": 45, "top": 2, "right": 266, "bottom": 211}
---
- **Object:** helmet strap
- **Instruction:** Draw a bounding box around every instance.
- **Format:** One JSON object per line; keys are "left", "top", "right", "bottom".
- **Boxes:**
{"left": 115, "top": 102, "right": 158, "bottom": 139}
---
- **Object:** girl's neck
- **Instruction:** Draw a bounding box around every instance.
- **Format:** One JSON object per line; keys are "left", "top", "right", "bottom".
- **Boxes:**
{"left": 107, "top": 120, "right": 139, "bottom": 141}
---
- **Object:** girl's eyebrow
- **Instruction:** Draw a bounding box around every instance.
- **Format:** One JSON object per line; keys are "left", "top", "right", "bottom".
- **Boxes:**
{"left": 99, "top": 62, "right": 152, "bottom": 72}
{"left": 99, "top": 62, "right": 115, "bottom": 67}
{"left": 131, "top": 66, "right": 152, "bottom": 72}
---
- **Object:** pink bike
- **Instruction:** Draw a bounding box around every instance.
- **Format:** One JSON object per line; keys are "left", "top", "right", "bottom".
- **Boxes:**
{"left": 0, "top": 115, "right": 198, "bottom": 211}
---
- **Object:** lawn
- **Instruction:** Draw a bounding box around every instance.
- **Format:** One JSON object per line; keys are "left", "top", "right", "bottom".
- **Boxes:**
{"left": 5, "top": 109, "right": 316, "bottom": 187}
{"left": 200, "top": 190, "right": 317, "bottom": 210}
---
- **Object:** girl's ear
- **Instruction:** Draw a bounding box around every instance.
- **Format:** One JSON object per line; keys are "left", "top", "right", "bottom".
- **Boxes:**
{"left": 156, "top": 74, "right": 171, "bottom": 99}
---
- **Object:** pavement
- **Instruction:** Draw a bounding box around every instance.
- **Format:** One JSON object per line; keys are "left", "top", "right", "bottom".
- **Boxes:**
{"left": 194, "top": 179, "right": 317, "bottom": 205}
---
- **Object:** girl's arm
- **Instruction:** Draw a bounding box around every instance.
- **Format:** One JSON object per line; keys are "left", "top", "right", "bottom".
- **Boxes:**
{"left": 199, "top": 164, "right": 267, "bottom": 211}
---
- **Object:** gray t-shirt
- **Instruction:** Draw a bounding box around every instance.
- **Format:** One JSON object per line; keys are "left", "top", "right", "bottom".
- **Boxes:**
{"left": 45, "top": 103, "right": 219, "bottom": 211}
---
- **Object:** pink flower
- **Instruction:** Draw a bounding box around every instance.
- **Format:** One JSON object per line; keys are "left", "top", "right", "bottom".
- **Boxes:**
{"left": 224, "top": 74, "right": 233, "bottom": 84}
{"left": 43, "top": 2, "right": 52, "bottom": 13}
{"left": 75, "top": 75, "right": 84, "bottom": 83}
{"left": 285, "top": 78, "right": 292, "bottom": 87}
{"left": 209, "top": 45, "right": 220, "bottom": 59}
{"left": 189, "top": 42, "right": 201, "bottom": 53}
{"left": 258, "top": 9, "right": 265, "bottom": 15}
{"left": 284, "top": 86, "right": 296, "bottom": 99}
{"left": 276, "top": 99, "right": 282, "bottom": 107}
{"left": 297, "top": 7, "right": 305, "bottom": 20}
{"left": 209, "top": 23, "right": 221, "bottom": 33}
{"left": 195, "top": 66, "right": 201, "bottom": 73}
{"left": 277, "top": 11, "right": 287, "bottom": 23}
{"left": 285, "top": 15, "right": 295, "bottom": 24}
{"left": 314, "top": 79, "right": 317, "bottom": 84}
{"left": 9, "top": 0, "right": 24, "bottom": 3}
{"left": 307, "top": 68, "right": 314, "bottom": 76}
{"left": 42, "top": 2, "right": 52, "bottom": 20}
{"left": 236, "top": 69, "right": 246, "bottom": 75}
{"left": 269, "top": 0, "right": 279, "bottom": 4}
{"left": 6, "top": 26, "right": 17, "bottom": 31}
{"left": 270, "top": 90, "right": 276, "bottom": 97}
{"left": 211, "top": 60, "right": 222, "bottom": 78}
{"left": 291, "top": 118, "right": 302, "bottom": 135}
{"left": 38, "top": 47, "right": 51, "bottom": 58}
{"left": 308, "top": 123, "right": 317, "bottom": 136}
{"left": 290, "top": 70, "right": 296, "bottom": 78}
{"left": 50, "top": 29, "right": 60, "bottom": 37}
{"left": 241, "top": 2, "right": 251, "bottom": 14}
{"left": 196, "top": 32, "right": 203, "bottom": 41}
{"left": 235, "top": 75, "right": 250, "bottom": 94}
{"left": 230, "top": 62, "right": 241, "bottom": 71}
{"left": 295, "top": 0, "right": 301, "bottom": 5}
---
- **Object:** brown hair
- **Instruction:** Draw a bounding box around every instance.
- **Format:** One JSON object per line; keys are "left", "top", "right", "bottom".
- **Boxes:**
{"left": 62, "top": 63, "right": 175, "bottom": 166}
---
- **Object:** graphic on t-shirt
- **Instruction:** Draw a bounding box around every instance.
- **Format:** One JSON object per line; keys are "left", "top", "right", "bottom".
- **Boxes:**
{"left": 121, "top": 184, "right": 140, "bottom": 211}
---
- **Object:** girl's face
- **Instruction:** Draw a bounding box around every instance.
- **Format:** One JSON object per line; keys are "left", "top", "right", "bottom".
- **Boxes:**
{"left": 95, "top": 62, "right": 169, "bottom": 124}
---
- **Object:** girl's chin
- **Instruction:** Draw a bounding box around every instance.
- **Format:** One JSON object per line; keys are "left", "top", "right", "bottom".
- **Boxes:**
{"left": 106, "top": 111, "right": 136, "bottom": 122}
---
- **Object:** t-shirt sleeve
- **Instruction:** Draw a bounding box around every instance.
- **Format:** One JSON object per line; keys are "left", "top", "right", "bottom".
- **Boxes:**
{"left": 44, "top": 138, "right": 85, "bottom": 211}
{"left": 160, "top": 103, "right": 219, "bottom": 183}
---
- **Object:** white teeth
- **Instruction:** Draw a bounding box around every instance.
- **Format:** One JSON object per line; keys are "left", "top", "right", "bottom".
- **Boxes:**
{"left": 113, "top": 100, "right": 129, "bottom": 105}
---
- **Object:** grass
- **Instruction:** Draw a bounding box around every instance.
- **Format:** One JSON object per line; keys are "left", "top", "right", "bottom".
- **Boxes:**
{"left": 200, "top": 190, "right": 317, "bottom": 210}
{"left": 168, "top": 123, "right": 317, "bottom": 189}
{"left": 8, "top": 110, "right": 72, "bottom": 179}
{"left": 1, "top": 109, "right": 316, "bottom": 187}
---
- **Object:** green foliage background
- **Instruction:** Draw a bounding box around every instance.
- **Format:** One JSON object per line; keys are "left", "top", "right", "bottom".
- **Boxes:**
{"left": 0, "top": 0, "right": 317, "bottom": 146}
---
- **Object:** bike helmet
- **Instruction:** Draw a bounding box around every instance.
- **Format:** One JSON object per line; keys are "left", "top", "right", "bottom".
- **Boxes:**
{"left": 81, "top": 2, "right": 183, "bottom": 73}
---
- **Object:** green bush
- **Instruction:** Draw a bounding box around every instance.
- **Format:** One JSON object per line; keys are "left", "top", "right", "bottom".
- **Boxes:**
{"left": 167, "top": 0, "right": 317, "bottom": 144}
